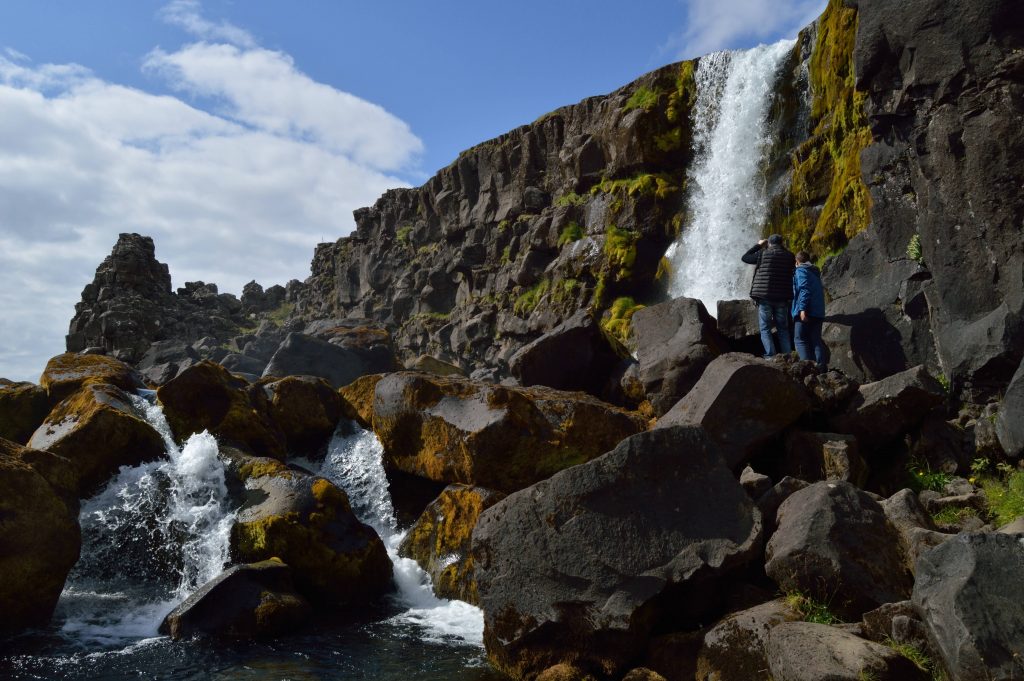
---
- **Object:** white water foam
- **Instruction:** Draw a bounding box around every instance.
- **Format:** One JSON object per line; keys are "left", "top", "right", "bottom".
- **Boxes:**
{"left": 55, "top": 395, "right": 234, "bottom": 646}
{"left": 313, "top": 422, "right": 485, "bottom": 646}
{"left": 667, "top": 39, "right": 796, "bottom": 311}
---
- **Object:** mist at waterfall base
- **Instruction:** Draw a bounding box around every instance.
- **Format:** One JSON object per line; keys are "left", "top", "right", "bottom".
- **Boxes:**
{"left": 0, "top": 403, "right": 501, "bottom": 681}
{"left": 666, "top": 38, "right": 797, "bottom": 313}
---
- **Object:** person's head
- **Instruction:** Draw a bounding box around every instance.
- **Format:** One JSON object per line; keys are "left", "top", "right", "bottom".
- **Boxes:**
{"left": 796, "top": 250, "right": 811, "bottom": 264}
{"left": 768, "top": 234, "right": 783, "bottom": 247}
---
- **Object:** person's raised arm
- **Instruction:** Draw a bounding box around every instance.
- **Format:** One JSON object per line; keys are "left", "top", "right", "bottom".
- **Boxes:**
{"left": 741, "top": 240, "right": 767, "bottom": 264}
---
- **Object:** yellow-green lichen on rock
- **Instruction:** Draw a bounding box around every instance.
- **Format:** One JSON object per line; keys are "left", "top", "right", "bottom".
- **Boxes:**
{"left": 27, "top": 382, "right": 165, "bottom": 495}
{"left": 371, "top": 372, "right": 647, "bottom": 493}
{"left": 338, "top": 373, "right": 385, "bottom": 428}
{"left": 39, "top": 352, "right": 142, "bottom": 403}
{"left": 767, "top": 0, "right": 872, "bottom": 256}
{"left": 601, "top": 296, "right": 646, "bottom": 348}
{"left": 229, "top": 465, "right": 392, "bottom": 607}
{"left": 157, "top": 361, "right": 286, "bottom": 459}
{"left": 262, "top": 375, "right": 342, "bottom": 455}
{"left": 397, "top": 484, "right": 505, "bottom": 604}
{"left": 0, "top": 378, "right": 51, "bottom": 444}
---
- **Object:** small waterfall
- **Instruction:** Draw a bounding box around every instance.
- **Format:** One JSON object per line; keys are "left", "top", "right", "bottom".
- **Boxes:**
{"left": 667, "top": 39, "right": 796, "bottom": 311}
{"left": 313, "top": 422, "right": 485, "bottom": 645}
{"left": 56, "top": 394, "right": 234, "bottom": 646}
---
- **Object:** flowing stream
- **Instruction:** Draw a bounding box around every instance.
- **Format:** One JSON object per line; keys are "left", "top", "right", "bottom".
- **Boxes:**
{"left": 2, "top": 398, "right": 495, "bottom": 680}
{"left": 666, "top": 39, "right": 796, "bottom": 312}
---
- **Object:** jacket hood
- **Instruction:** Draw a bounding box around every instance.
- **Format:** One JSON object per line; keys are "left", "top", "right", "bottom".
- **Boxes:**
{"left": 798, "top": 262, "right": 821, "bottom": 278}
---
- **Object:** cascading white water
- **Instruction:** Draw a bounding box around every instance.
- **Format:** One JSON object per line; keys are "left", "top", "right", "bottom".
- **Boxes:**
{"left": 666, "top": 39, "right": 796, "bottom": 311}
{"left": 312, "top": 422, "right": 485, "bottom": 645}
{"left": 56, "top": 394, "right": 234, "bottom": 645}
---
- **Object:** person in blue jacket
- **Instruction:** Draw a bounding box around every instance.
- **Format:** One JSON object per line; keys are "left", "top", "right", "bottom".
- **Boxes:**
{"left": 792, "top": 250, "right": 827, "bottom": 369}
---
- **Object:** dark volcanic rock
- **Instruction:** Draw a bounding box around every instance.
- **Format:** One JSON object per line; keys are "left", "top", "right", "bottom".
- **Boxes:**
{"left": 137, "top": 340, "right": 199, "bottom": 386}
{"left": 157, "top": 361, "right": 286, "bottom": 459}
{"left": 371, "top": 372, "right": 646, "bottom": 493}
{"left": 0, "top": 379, "right": 50, "bottom": 444}
{"left": 996, "top": 359, "right": 1024, "bottom": 458}
{"left": 765, "top": 622, "right": 928, "bottom": 681}
{"left": 765, "top": 481, "right": 913, "bottom": 620}
{"left": 159, "top": 559, "right": 312, "bottom": 639}
{"left": 828, "top": 0, "right": 1024, "bottom": 399}
{"left": 262, "top": 332, "right": 392, "bottom": 389}
{"left": 696, "top": 599, "right": 798, "bottom": 681}
{"left": 0, "top": 438, "right": 81, "bottom": 635}
{"left": 472, "top": 426, "right": 763, "bottom": 680}
{"left": 831, "top": 365, "right": 946, "bottom": 451}
{"left": 508, "top": 310, "right": 625, "bottom": 398}
{"left": 28, "top": 383, "right": 165, "bottom": 495}
{"left": 623, "top": 297, "right": 727, "bottom": 416}
{"left": 262, "top": 375, "right": 342, "bottom": 455}
{"left": 229, "top": 461, "right": 392, "bottom": 607}
{"left": 66, "top": 234, "right": 253, "bottom": 364}
{"left": 656, "top": 353, "right": 811, "bottom": 469}
{"left": 39, "top": 352, "right": 144, "bottom": 403}
{"left": 913, "top": 532, "right": 1024, "bottom": 681}
{"left": 782, "top": 431, "right": 867, "bottom": 486}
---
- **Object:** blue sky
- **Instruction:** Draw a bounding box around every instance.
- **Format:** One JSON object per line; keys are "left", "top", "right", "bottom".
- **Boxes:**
{"left": 0, "top": 0, "right": 825, "bottom": 381}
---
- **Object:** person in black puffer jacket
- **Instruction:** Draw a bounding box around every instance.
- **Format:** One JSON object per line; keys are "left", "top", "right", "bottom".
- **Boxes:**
{"left": 741, "top": 234, "right": 795, "bottom": 357}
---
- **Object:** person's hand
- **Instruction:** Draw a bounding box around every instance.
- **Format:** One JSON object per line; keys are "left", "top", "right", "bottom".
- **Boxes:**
{"left": 800, "top": 310, "right": 807, "bottom": 321}
{"left": 758, "top": 239, "right": 767, "bottom": 247}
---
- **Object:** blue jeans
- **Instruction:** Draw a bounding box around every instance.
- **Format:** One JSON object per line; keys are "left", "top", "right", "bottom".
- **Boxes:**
{"left": 794, "top": 316, "right": 827, "bottom": 369}
{"left": 757, "top": 300, "right": 792, "bottom": 357}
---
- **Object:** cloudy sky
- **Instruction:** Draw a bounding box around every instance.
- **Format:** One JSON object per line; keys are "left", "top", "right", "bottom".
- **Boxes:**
{"left": 0, "top": 0, "right": 825, "bottom": 382}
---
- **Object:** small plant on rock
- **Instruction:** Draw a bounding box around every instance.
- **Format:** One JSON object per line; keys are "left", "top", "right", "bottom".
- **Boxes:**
{"left": 906, "top": 458, "right": 953, "bottom": 493}
{"left": 784, "top": 589, "right": 840, "bottom": 625}
{"left": 557, "top": 222, "right": 584, "bottom": 247}
{"left": 906, "top": 233, "right": 924, "bottom": 264}
{"left": 883, "top": 638, "right": 946, "bottom": 680}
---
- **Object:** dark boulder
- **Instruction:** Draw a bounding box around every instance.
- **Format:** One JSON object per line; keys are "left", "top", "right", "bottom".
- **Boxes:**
{"left": 765, "top": 621, "right": 929, "bottom": 681}
{"left": 159, "top": 559, "right": 312, "bottom": 639}
{"left": 372, "top": 372, "right": 646, "bottom": 493}
{"left": 262, "top": 375, "right": 342, "bottom": 455}
{"left": 656, "top": 353, "right": 811, "bottom": 469}
{"left": 623, "top": 297, "right": 727, "bottom": 416}
{"left": 157, "top": 361, "right": 286, "bottom": 459}
{"left": 28, "top": 383, "right": 165, "bottom": 495}
{"left": 831, "top": 365, "right": 946, "bottom": 451}
{"left": 0, "top": 379, "right": 50, "bottom": 444}
{"left": 472, "top": 426, "right": 763, "bottom": 680}
{"left": 765, "top": 481, "right": 913, "bottom": 620}
{"left": 695, "top": 599, "right": 798, "bottom": 681}
{"left": 913, "top": 532, "right": 1024, "bottom": 681}
{"left": 996, "top": 359, "right": 1024, "bottom": 458}
{"left": 137, "top": 340, "right": 199, "bottom": 386}
{"left": 508, "top": 310, "right": 625, "bottom": 398}
{"left": 756, "top": 476, "right": 811, "bottom": 540}
{"left": 716, "top": 299, "right": 772, "bottom": 356}
{"left": 39, "top": 352, "right": 144, "bottom": 403}
{"left": 879, "top": 489, "right": 952, "bottom": 569}
{"left": 0, "top": 439, "right": 81, "bottom": 635}
{"left": 229, "top": 460, "right": 392, "bottom": 607}
{"left": 219, "top": 352, "right": 268, "bottom": 376}
{"left": 262, "top": 332, "right": 392, "bottom": 389}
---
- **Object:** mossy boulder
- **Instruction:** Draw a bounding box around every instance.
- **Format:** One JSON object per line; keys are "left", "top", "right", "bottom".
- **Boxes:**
{"left": 28, "top": 383, "right": 165, "bottom": 495}
{"left": 338, "top": 373, "right": 383, "bottom": 428}
{"left": 157, "top": 361, "right": 286, "bottom": 459}
{"left": 39, "top": 352, "right": 143, "bottom": 403}
{"left": 229, "top": 461, "right": 392, "bottom": 607}
{"left": 372, "top": 372, "right": 647, "bottom": 493}
{"left": 262, "top": 376, "right": 342, "bottom": 455}
{"left": 0, "top": 379, "right": 50, "bottom": 444}
{"left": 398, "top": 484, "right": 505, "bottom": 604}
{"left": 0, "top": 438, "right": 81, "bottom": 635}
{"left": 159, "top": 559, "right": 312, "bottom": 640}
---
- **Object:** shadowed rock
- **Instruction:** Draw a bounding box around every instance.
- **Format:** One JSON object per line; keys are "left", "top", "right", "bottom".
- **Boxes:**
{"left": 159, "top": 559, "right": 312, "bottom": 640}
{"left": 0, "top": 379, "right": 50, "bottom": 444}
{"left": 472, "top": 426, "right": 763, "bottom": 680}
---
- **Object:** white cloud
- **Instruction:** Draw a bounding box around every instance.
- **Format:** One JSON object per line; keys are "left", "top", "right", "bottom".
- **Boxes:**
{"left": 0, "top": 4, "right": 423, "bottom": 382}
{"left": 669, "top": 0, "right": 827, "bottom": 59}
{"left": 159, "top": 0, "right": 257, "bottom": 48}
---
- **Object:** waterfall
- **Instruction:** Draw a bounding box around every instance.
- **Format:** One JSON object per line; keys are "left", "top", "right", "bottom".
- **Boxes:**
{"left": 311, "top": 422, "right": 485, "bottom": 645}
{"left": 666, "top": 39, "right": 796, "bottom": 312}
{"left": 56, "top": 394, "right": 234, "bottom": 646}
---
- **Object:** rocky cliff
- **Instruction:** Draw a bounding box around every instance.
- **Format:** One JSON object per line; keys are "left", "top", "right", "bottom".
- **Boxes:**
{"left": 65, "top": 0, "right": 1023, "bottom": 403}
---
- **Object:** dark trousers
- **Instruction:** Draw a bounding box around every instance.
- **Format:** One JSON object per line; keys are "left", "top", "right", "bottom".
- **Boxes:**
{"left": 794, "top": 316, "right": 826, "bottom": 369}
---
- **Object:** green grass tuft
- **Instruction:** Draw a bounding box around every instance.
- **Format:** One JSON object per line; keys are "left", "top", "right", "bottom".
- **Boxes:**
{"left": 785, "top": 590, "right": 841, "bottom": 626}
{"left": 623, "top": 85, "right": 659, "bottom": 112}
{"left": 557, "top": 221, "right": 584, "bottom": 247}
